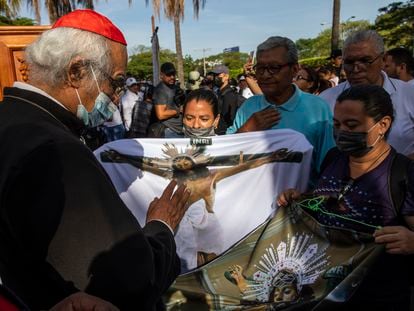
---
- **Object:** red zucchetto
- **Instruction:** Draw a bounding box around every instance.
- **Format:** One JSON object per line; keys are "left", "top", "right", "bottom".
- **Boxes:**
{"left": 52, "top": 9, "right": 127, "bottom": 45}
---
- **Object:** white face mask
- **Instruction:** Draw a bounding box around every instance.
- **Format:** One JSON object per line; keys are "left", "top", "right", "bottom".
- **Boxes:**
{"left": 75, "top": 66, "right": 117, "bottom": 127}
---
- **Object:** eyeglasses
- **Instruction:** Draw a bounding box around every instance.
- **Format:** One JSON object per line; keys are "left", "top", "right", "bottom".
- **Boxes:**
{"left": 343, "top": 53, "right": 383, "bottom": 71}
{"left": 253, "top": 63, "right": 292, "bottom": 75}
{"left": 294, "top": 75, "right": 311, "bottom": 82}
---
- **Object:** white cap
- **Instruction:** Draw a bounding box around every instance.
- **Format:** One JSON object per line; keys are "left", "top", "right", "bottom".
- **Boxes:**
{"left": 126, "top": 77, "right": 138, "bottom": 87}
{"left": 188, "top": 71, "right": 201, "bottom": 81}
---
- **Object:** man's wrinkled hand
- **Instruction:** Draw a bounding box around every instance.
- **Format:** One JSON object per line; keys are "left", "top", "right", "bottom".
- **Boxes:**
{"left": 146, "top": 180, "right": 191, "bottom": 231}
{"left": 374, "top": 226, "right": 414, "bottom": 255}
{"left": 50, "top": 292, "right": 119, "bottom": 311}
{"left": 237, "top": 107, "right": 280, "bottom": 133}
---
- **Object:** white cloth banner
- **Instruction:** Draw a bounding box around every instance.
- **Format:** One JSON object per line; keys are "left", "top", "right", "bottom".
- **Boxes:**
{"left": 94, "top": 129, "right": 313, "bottom": 271}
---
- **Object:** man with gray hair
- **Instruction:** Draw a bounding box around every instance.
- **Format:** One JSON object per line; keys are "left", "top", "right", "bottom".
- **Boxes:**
{"left": 227, "top": 36, "right": 334, "bottom": 175}
{"left": 320, "top": 29, "right": 414, "bottom": 158}
{"left": 0, "top": 9, "right": 190, "bottom": 311}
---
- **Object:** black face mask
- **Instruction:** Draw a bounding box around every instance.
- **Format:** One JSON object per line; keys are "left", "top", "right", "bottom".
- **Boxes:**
{"left": 334, "top": 124, "right": 379, "bottom": 157}
{"left": 183, "top": 124, "right": 215, "bottom": 138}
{"left": 214, "top": 77, "right": 224, "bottom": 88}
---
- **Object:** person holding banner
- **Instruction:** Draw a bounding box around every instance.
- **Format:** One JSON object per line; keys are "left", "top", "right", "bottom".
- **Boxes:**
{"left": 0, "top": 9, "right": 190, "bottom": 311}
{"left": 182, "top": 88, "right": 220, "bottom": 138}
{"left": 277, "top": 84, "right": 414, "bottom": 310}
{"left": 100, "top": 88, "right": 307, "bottom": 271}
{"left": 320, "top": 30, "right": 414, "bottom": 159}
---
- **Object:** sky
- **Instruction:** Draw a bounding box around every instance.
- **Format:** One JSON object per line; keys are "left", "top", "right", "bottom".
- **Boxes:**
{"left": 19, "top": 0, "right": 397, "bottom": 60}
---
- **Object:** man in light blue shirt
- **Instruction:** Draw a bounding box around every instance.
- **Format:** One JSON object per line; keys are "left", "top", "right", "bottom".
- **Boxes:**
{"left": 227, "top": 36, "right": 334, "bottom": 175}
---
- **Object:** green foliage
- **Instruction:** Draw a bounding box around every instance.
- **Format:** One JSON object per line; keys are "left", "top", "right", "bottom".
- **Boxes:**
{"left": 299, "top": 56, "right": 329, "bottom": 68}
{"left": 128, "top": 48, "right": 249, "bottom": 80}
{"left": 296, "top": 20, "right": 372, "bottom": 59}
{"left": 296, "top": 28, "right": 331, "bottom": 59}
{"left": 127, "top": 45, "right": 197, "bottom": 79}
{"left": 0, "top": 15, "right": 35, "bottom": 25}
{"left": 183, "top": 55, "right": 197, "bottom": 77}
{"left": 375, "top": 0, "right": 414, "bottom": 52}
{"left": 341, "top": 20, "right": 373, "bottom": 39}
{"left": 127, "top": 46, "right": 173, "bottom": 79}
{"left": 200, "top": 51, "right": 249, "bottom": 78}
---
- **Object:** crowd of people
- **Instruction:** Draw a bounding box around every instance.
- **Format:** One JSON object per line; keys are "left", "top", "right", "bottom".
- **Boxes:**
{"left": 0, "top": 7, "right": 413, "bottom": 311}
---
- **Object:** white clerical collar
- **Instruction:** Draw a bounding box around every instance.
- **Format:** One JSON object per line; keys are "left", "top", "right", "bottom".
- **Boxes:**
{"left": 13, "top": 82, "right": 69, "bottom": 111}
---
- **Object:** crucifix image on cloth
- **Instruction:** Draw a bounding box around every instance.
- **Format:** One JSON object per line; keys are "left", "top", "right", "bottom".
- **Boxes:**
{"left": 101, "top": 144, "right": 303, "bottom": 213}
{"left": 95, "top": 129, "right": 314, "bottom": 271}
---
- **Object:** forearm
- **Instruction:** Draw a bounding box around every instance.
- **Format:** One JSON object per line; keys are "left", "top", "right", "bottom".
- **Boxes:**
{"left": 236, "top": 126, "right": 249, "bottom": 133}
{"left": 155, "top": 107, "right": 179, "bottom": 120}
{"left": 236, "top": 121, "right": 257, "bottom": 133}
{"left": 245, "top": 76, "right": 262, "bottom": 95}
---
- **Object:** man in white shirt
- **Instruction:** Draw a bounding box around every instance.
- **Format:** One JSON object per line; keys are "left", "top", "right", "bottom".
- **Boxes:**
{"left": 101, "top": 105, "right": 125, "bottom": 142}
{"left": 383, "top": 47, "right": 414, "bottom": 85}
{"left": 320, "top": 30, "right": 414, "bottom": 158}
{"left": 238, "top": 75, "right": 254, "bottom": 99}
{"left": 120, "top": 77, "right": 140, "bottom": 132}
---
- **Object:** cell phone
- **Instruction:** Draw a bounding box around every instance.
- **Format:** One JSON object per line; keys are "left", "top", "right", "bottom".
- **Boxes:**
{"left": 249, "top": 50, "right": 255, "bottom": 64}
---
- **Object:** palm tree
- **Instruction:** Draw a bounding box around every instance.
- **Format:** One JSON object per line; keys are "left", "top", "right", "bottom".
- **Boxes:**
{"left": 331, "top": 0, "right": 340, "bottom": 51}
{"left": 146, "top": 0, "right": 206, "bottom": 88}
{"left": 0, "top": 0, "right": 21, "bottom": 18}
{"left": 22, "top": 0, "right": 96, "bottom": 24}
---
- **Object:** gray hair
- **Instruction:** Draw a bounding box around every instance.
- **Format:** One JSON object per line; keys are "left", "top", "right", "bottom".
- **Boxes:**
{"left": 344, "top": 30, "right": 384, "bottom": 54}
{"left": 257, "top": 36, "right": 298, "bottom": 63}
{"left": 25, "top": 27, "right": 112, "bottom": 88}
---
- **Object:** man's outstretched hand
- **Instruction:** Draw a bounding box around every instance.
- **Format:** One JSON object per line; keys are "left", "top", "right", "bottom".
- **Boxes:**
{"left": 146, "top": 180, "right": 191, "bottom": 231}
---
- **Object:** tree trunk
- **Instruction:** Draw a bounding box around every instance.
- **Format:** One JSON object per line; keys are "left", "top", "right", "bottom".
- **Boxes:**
{"left": 173, "top": 14, "right": 185, "bottom": 89}
{"left": 32, "top": 0, "right": 41, "bottom": 24}
{"left": 47, "top": 1, "right": 58, "bottom": 24}
{"left": 331, "top": 0, "right": 341, "bottom": 51}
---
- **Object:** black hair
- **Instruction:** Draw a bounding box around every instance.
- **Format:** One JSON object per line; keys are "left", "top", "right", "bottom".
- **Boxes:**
{"left": 337, "top": 85, "right": 394, "bottom": 137}
{"left": 229, "top": 78, "right": 238, "bottom": 87}
{"left": 317, "top": 79, "right": 332, "bottom": 93}
{"left": 145, "top": 84, "right": 154, "bottom": 100}
{"left": 183, "top": 88, "right": 219, "bottom": 117}
{"left": 385, "top": 47, "right": 414, "bottom": 74}
{"left": 300, "top": 65, "right": 320, "bottom": 94}
{"left": 318, "top": 65, "right": 333, "bottom": 75}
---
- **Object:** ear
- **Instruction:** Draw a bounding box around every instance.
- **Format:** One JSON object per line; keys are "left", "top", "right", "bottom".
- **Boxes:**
{"left": 66, "top": 57, "right": 90, "bottom": 88}
{"left": 399, "top": 63, "right": 407, "bottom": 73}
{"left": 213, "top": 114, "right": 221, "bottom": 128}
{"left": 379, "top": 115, "right": 392, "bottom": 135}
{"left": 291, "top": 63, "right": 299, "bottom": 76}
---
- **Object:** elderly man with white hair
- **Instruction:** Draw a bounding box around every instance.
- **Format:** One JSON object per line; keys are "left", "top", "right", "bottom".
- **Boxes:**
{"left": 0, "top": 9, "right": 190, "bottom": 311}
{"left": 320, "top": 30, "right": 414, "bottom": 159}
